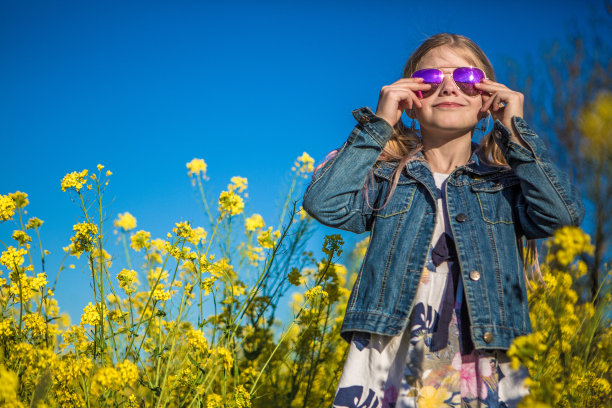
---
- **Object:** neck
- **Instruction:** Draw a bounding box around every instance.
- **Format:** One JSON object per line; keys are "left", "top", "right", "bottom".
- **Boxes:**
{"left": 420, "top": 128, "right": 473, "bottom": 174}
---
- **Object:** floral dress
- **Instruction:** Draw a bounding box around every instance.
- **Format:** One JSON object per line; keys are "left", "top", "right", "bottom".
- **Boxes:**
{"left": 332, "top": 172, "right": 530, "bottom": 408}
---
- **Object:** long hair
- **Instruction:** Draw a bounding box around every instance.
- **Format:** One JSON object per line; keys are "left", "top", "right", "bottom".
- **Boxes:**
{"left": 312, "top": 33, "right": 543, "bottom": 289}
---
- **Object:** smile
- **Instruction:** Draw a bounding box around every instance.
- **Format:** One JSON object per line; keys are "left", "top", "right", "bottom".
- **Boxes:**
{"left": 434, "top": 103, "right": 464, "bottom": 108}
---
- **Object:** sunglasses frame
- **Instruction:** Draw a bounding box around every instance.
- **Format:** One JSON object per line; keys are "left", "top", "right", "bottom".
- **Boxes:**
{"left": 410, "top": 66, "right": 487, "bottom": 98}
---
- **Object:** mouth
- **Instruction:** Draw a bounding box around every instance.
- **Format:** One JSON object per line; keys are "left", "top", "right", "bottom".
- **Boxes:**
{"left": 433, "top": 102, "right": 464, "bottom": 108}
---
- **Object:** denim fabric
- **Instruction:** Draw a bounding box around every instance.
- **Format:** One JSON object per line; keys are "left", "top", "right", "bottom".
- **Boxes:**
{"left": 302, "top": 107, "right": 585, "bottom": 350}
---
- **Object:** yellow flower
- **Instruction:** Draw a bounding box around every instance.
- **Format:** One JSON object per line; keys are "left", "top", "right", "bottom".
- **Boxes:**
{"left": 0, "top": 246, "right": 27, "bottom": 271}
{"left": 218, "top": 190, "right": 244, "bottom": 217}
{"left": 97, "top": 164, "right": 104, "bottom": 171}
{"left": 228, "top": 176, "right": 248, "bottom": 193}
{"left": 233, "top": 384, "right": 251, "bottom": 408}
{"left": 0, "top": 319, "right": 14, "bottom": 340}
{"left": 12, "top": 230, "right": 32, "bottom": 246}
{"left": 257, "top": 227, "right": 280, "bottom": 249}
{"left": 9, "top": 191, "right": 29, "bottom": 208}
{"left": 116, "top": 360, "right": 139, "bottom": 386}
{"left": 187, "top": 158, "right": 207, "bottom": 177}
{"left": 114, "top": 212, "right": 137, "bottom": 231}
{"left": 294, "top": 152, "right": 315, "bottom": 175}
{"left": 24, "top": 313, "right": 47, "bottom": 337}
{"left": 152, "top": 284, "right": 174, "bottom": 301}
{"left": 69, "top": 222, "right": 98, "bottom": 256}
{"left": 25, "top": 217, "right": 44, "bottom": 230}
{"left": 80, "top": 302, "right": 107, "bottom": 326}
{"left": 186, "top": 329, "right": 208, "bottom": 354}
{"left": 130, "top": 230, "right": 151, "bottom": 251}
{"left": 417, "top": 385, "right": 452, "bottom": 408}
{"left": 117, "top": 269, "right": 139, "bottom": 295}
{"left": 213, "top": 346, "right": 234, "bottom": 371}
{"left": 0, "top": 365, "right": 23, "bottom": 408}
{"left": 206, "top": 394, "right": 223, "bottom": 408}
{"left": 245, "top": 214, "right": 265, "bottom": 232}
{"left": 304, "top": 285, "right": 329, "bottom": 304}
{"left": 0, "top": 194, "right": 16, "bottom": 221}
{"left": 579, "top": 91, "right": 612, "bottom": 155}
{"left": 61, "top": 169, "right": 89, "bottom": 192}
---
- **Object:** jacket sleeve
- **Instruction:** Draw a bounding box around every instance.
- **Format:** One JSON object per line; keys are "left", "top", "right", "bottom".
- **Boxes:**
{"left": 302, "top": 107, "right": 394, "bottom": 234}
{"left": 493, "top": 117, "right": 585, "bottom": 239}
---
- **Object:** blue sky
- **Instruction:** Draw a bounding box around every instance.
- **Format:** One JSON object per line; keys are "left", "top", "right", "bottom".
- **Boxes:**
{"left": 0, "top": 0, "right": 602, "bottom": 322}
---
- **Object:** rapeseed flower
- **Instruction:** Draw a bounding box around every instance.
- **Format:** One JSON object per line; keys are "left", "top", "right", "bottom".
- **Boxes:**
{"left": 9, "top": 191, "right": 28, "bottom": 208}
{"left": 116, "top": 360, "right": 139, "bottom": 386}
{"left": 186, "top": 329, "right": 208, "bottom": 354}
{"left": 304, "top": 285, "right": 329, "bottom": 304}
{"left": 11, "top": 230, "right": 32, "bottom": 246}
{"left": 117, "top": 268, "right": 139, "bottom": 295}
{"left": 130, "top": 230, "right": 151, "bottom": 251}
{"left": 61, "top": 169, "right": 89, "bottom": 192}
{"left": 218, "top": 190, "right": 244, "bottom": 217}
{"left": 25, "top": 217, "right": 43, "bottom": 230}
{"left": 293, "top": 152, "right": 315, "bottom": 177}
{"left": 0, "top": 246, "right": 27, "bottom": 271}
{"left": 80, "top": 302, "right": 107, "bottom": 326}
{"left": 114, "top": 212, "right": 137, "bottom": 231}
{"left": 0, "top": 194, "right": 16, "bottom": 222}
{"left": 233, "top": 384, "right": 251, "bottom": 408}
{"left": 186, "top": 158, "right": 207, "bottom": 177}
{"left": 69, "top": 222, "right": 98, "bottom": 256}
{"left": 228, "top": 176, "right": 248, "bottom": 193}
{"left": 23, "top": 313, "right": 47, "bottom": 337}
{"left": 244, "top": 213, "right": 265, "bottom": 232}
{"left": 257, "top": 227, "right": 280, "bottom": 249}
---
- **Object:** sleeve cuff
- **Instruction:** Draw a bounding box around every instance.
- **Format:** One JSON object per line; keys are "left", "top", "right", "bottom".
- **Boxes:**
{"left": 351, "top": 107, "right": 395, "bottom": 148}
{"left": 492, "top": 117, "right": 538, "bottom": 162}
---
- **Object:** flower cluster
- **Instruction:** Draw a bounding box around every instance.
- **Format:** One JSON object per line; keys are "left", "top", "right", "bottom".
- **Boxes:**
{"left": 218, "top": 190, "right": 245, "bottom": 217}
{"left": 61, "top": 169, "right": 89, "bottom": 192}
{"left": 292, "top": 152, "right": 315, "bottom": 178}
{"left": 186, "top": 158, "right": 207, "bottom": 178}
{"left": 114, "top": 212, "right": 137, "bottom": 231}
{"left": 69, "top": 222, "right": 99, "bottom": 256}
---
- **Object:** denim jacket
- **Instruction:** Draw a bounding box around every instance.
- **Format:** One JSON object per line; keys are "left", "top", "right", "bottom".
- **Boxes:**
{"left": 302, "top": 107, "right": 585, "bottom": 350}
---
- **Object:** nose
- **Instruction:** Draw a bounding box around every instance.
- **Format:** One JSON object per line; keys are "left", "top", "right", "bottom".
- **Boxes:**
{"left": 438, "top": 73, "right": 460, "bottom": 96}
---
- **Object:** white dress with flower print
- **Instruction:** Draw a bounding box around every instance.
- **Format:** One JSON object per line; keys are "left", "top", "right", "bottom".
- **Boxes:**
{"left": 332, "top": 172, "right": 530, "bottom": 408}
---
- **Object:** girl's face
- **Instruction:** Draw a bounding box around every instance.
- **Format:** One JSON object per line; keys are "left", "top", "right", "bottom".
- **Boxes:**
{"left": 413, "top": 46, "right": 484, "bottom": 136}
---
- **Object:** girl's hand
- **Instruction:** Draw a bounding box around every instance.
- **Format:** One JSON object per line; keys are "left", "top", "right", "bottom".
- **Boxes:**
{"left": 475, "top": 79, "right": 528, "bottom": 147}
{"left": 375, "top": 78, "right": 432, "bottom": 127}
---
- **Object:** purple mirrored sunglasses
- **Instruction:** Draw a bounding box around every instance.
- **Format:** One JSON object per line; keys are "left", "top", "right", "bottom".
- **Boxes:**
{"left": 410, "top": 67, "right": 486, "bottom": 98}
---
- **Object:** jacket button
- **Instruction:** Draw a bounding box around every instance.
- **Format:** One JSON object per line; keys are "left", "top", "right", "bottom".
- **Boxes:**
{"left": 455, "top": 213, "right": 467, "bottom": 222}
{"left": 483, "top": 332, "right": 494, "bottom": 343}
{"left": 359, "top": 115, "right": 370, "bottom": 124}
{"left": 469, "top": 270, "right": 481, "bottom": 281}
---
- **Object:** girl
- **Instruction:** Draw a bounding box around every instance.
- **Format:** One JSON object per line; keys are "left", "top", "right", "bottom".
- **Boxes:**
{"left": 302, "top": 33, "right": 584, "bottom": 408}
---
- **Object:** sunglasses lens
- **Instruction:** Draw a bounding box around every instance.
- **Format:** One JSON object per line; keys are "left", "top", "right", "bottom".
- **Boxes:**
{"left": 411, "top": 69, "right": 443, "bottom": 98}
{"left": 453, "top": 67, "right": 485, "bottom": 96}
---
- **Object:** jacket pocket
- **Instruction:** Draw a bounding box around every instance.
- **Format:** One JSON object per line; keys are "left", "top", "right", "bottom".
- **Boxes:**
{"left": 471, "top": 176, "right": 520, "bottom": 224}
{"left": 372, "top": 180, "right": 418, "bottom": 218}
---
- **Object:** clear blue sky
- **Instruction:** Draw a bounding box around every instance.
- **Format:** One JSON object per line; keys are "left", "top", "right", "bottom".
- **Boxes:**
{"left": 0, "top": 0, "right": 600, "bottom": 322}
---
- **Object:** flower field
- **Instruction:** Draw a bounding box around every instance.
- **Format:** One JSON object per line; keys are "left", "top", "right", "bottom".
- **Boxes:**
{"left": 0, "top": 153, "right": 610, "bottom": 407}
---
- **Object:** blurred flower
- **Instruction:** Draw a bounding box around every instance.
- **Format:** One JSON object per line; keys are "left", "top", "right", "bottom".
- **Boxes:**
{"left": 117, "top": 269, "right": 139, "bottom": 295}
{"left": 218, "top": 190, "right": 244, "bottom": 217}
{"left": 245, "top": 214, "right": 265, "bottom": 232}
{"left": 304, "top": 285, "right": 328, "bottom": 304}
{"left": 130, "top": 230, "right": 152, "bottom": 251}
{"left": 114, "top": 212, "right": 137, "bottom": 232}
{"left": 186, "top": 158, "right": 207, "bottom": 178}
{"left": 25, "top": 217, "right": 44, "bottom": 230}
{"left": 257, "top": 227, "right": 280, "bottom": 249}
{"left": 293, "top": 152, "right": 315, "bottom": 177}
{"left": 9, "top": 191, "right": 28, "bottom": 208}
{"left": 228, "top": 176, "right": 248, "bottom": 193}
